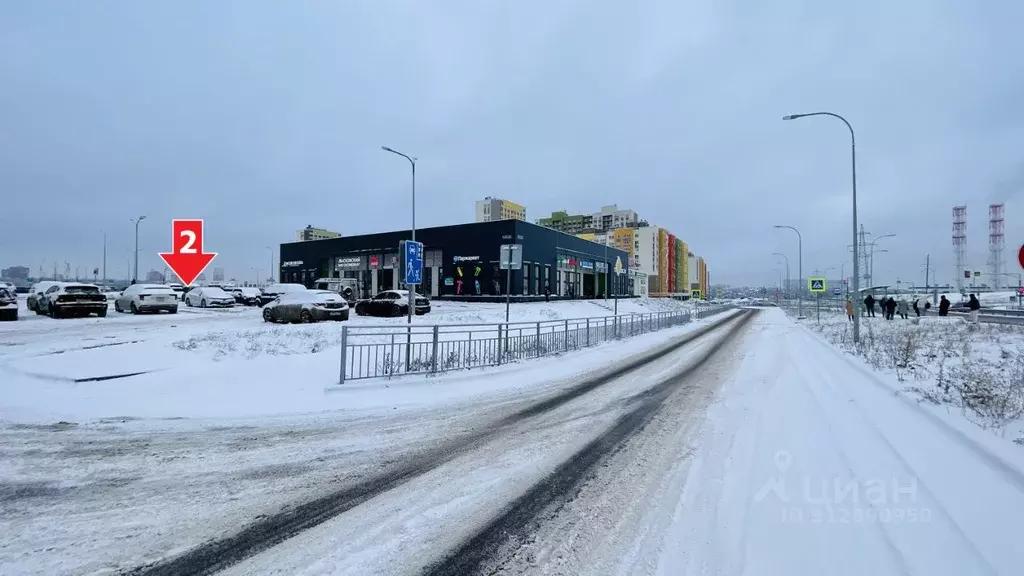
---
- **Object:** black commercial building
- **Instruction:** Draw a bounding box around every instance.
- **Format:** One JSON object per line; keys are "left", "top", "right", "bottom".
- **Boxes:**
{"left": 277, "top": 220, "right": 631, "bottom": 300}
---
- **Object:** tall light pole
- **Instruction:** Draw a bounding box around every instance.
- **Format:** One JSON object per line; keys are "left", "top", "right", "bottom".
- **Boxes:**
{"left": 102, "top": 231, "right": 107, "bottom": 287}
{"left": 382, "top": 146, "right": 417, "bottom": 327}
{"left": 772, "top": 252, "right": 790, "bottom": 299}
{"left": 783, "top": 111, "right": 859, "bottom": 343}
{"left": 130, "top": 215, "right": 146, "bottom": 283}
{"left": 265, "top": 246, "right": 274, "bottom": 284}
{"left": 871, "top": 248, "right": 889, "bottom": 285}
{"left": 773, "top": 225, "right": 803, "bottom": 318}
{"left": 867, "top": 233, "right": 895, "bottom": 285}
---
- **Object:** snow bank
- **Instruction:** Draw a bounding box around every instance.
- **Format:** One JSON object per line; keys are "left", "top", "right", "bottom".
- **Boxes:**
{"left": 799, "top": 309, "right": 1024, "bottom": 442}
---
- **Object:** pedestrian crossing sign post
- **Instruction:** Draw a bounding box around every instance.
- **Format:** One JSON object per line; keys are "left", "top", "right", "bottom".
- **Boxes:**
{"left": 808, "top": 278, "right": 827, "bottom": 293}
{"left": 691, "top": 289, "right": 702, "bottom": 299}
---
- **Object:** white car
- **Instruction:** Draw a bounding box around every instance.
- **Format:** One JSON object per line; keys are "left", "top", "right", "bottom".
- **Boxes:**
{"left": 114, "top": 284, "right": 179, "bottom": 314}
{"left": 27, "top": 281, "right": 61, "bottom": 313}
{"left": 185, "top": 286, "right": 235, "bottom": 308}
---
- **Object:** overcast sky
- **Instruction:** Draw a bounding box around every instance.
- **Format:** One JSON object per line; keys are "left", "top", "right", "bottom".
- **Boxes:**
{"left": 2, "top": 0, "right": 1022, "bottom": 287}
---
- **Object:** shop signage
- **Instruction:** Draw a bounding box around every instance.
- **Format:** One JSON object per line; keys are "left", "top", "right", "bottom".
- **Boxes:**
{"left": 282, "top": 260, "right": 303, "bottom": 268}
{"left": 335, "top": 256, "right": 364, "bottom": 270}
{"left": 382, "top": 254, "right": 398, "bottom": 269}
{"left": 369, "top": 256, "right": 380, "bottom": 269}
{"left": 453, "top": 255, "right": 480, "bottom": 263}
{"left": 580, "top": 260, "right": 595, "bottom": 270}
{"left": 596, "top": 262, "right": 608, "bottom": 273}
{"left": 500, "top": 233, "right": 524, "bottom": 241}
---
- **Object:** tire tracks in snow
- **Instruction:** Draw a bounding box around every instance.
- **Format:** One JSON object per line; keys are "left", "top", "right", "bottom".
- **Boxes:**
{"left": 422, "top": 309, "right": 758, "bottom": 576}
{"left": 120, "top": 309, "right": 744, "bottom": 576}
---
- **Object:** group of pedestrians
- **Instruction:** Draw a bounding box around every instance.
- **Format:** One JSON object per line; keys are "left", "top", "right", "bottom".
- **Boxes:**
{"left": 845, "top": 293, "right": 981, "bottom": 323}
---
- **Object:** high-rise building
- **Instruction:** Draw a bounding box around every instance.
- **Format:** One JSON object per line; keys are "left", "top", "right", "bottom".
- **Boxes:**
{"left": 634, "top": 226, "right": 661, "bottom": 284}
{"left": 657, "top": 229, "right": 669, "bottom": 295}
{"left": 146, "top": 269, "right": 164, "bottom": 283}
{"left": 212, "top": 267, "right": 225, "bottom": 282}
{"left": 475, "top": 197, "right": 527, "bottom": 222}
{"left": 537, "top": 210, "right": 594, "bottom": 234}
{"left": 296, "top": 225, "right": 341, "bottom": 242}
{"left": 1, "top": 266, "right": 29, "bottom": 280}
{"left": 591, "top": 205, "right": 639, "bottom": 230}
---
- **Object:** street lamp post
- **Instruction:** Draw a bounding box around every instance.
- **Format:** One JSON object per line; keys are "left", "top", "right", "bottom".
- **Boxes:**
{"left": 783, "top": 111, "right": 860, "bottom": 343}
{"left": 102, "top": 231, "right": 107, "bottom": 287}
{"left": 867, "top": 233, "right": 895, "bottom": 286}
{"left": 772, "top": 252, "right": 790, "bottom": 301}
{"left": 265, "top": 246, "right": 274, "bottom": 284}
{"left": 131, "top": 215, "right": 146, "bottom": 283}
{"left": 773, "top": 225, "right": 803, "bottom": 318}
{"left": 382, "top": 146, "right": 417, "bottom": 328}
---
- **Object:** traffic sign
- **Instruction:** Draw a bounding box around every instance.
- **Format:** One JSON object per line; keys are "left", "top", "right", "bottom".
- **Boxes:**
{"left": 158, "top": 219, "right": 217, "bottom": 286}
{"left": 614, "top": 256, "right": 624, "bottom": 275}
{"left": 401, "top": 240, "right": 424, "bottom": 285}
{"left": 808, "top": 277, "right": 826, "bottom": 293}
{"left": 499, "top": 244, "right": 522, "bottom": 270}
{"left": 691, "top": 289, "right": 701, "bottom": 299}
{"left": 832, "top": 287, "right": 842, "bottom": 296}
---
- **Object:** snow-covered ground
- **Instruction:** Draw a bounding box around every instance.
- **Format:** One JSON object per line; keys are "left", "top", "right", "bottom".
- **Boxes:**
{"left": 5, "top": 306, "right": 1024, "bottom": 576}
{"left": 0, "top": 297, "right": 700, "bottom": 422}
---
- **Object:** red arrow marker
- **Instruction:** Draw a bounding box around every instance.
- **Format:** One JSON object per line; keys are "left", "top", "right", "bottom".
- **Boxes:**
{"left": 158, "top": 219, "right": 217, "bottom": 286}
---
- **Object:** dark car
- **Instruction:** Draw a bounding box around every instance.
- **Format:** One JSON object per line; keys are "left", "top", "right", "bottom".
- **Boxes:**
{"left": 228, "top": 287, "right": 262, "bottom": 306}
{"left": 354, "top": 290, "right": 431, "bottom": 317}
{"left": 39, "top": 283, "right": 107, "bottom": 318}
{"left": 0, "top": 287, "right": 17, "bottom": 321}
{"left": 262, "top": 290, "right": 349, "bottom": 323}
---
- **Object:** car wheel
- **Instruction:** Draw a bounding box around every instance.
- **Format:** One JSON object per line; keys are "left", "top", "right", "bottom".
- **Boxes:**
{"left": 262, "top": 308, "right": 274, "bottom": 323}
{"left": 49, "top": 304, "right": 60, "bottom": 319}
{"left": 114, "top": 301, "right": 122, "bottom": 313}
{"left": 201, "top": 299, "right": 207, "bottom": 308}
{"left": 97, "top": 308, "right": 107, "bottom": 318}
{"left": 300, "top": 310, "right": 314, "bottom": 323}
{"left": 391, "top": 304, "right": 401, "bottom": 317}
{"left": 130, "top": 302, "right": 138, "bottom": 314}
{"left": 341, "top": 310, "right": 349, "bottom": 321}
{"left": 356, "top": 305, "right": 366, "bottom": 316}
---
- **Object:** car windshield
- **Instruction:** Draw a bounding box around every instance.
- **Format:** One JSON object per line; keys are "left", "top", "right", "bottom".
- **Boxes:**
{"left": 64, "top": 285, "right": 100, "bottom": 294}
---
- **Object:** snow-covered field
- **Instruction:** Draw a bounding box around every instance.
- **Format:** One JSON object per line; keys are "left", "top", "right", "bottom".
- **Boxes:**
{"left": 800, "top": 308, "right": 1024, "bottom": 441}
{"left": 4, "top": 305, "right": 1024, "bottom": 575}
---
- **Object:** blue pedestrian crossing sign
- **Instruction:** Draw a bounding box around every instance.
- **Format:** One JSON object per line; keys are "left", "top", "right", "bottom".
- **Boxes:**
{"left": 808, "top": 277, "right": 827, "bottom": 293}
{"left": 402, "top": 240, "right": 424, "bottom": 285}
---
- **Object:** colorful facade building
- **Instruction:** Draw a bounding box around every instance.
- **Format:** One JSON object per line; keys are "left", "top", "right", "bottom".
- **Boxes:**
{"left": 657, "top": 229, "right": 669, "bottom": 295}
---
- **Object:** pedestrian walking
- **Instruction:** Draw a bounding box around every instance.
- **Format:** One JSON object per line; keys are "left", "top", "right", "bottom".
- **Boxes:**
{"left": 864, "top": 294, "right": 876, "bottom": 317}
{"left": 845, "top": 298, "right": 855, "bottom": 321}
{"left": 544, "top": 282, "right": 551, "bottom": 303}
{"left": 939, "top": 295, "right": 950, "bottom": 317}
{"left": 884, "top": 297, "right": 897, "bottom": 320}
{"left": 897, "top": 298, "right": 910, "bottom": 319}
{"left": 968, "top": 293, "right": 981, "bottom": 324}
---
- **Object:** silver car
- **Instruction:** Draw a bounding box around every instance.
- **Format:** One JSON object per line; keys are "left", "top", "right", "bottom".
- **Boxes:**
{"left": 184, "top": 286, "right": 236, "bottom": 308}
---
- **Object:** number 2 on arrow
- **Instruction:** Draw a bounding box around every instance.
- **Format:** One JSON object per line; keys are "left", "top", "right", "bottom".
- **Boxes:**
{"left": 180, "top": 230, "right": 197, "bottom": 254}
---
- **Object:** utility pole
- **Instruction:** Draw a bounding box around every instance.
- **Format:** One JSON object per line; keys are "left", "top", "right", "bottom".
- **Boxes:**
{"left": 102, "top": 232, "right": 107, "bottom": 287}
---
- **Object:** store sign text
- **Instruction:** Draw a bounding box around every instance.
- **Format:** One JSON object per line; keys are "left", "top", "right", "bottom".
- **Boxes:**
{"left": 282, "top": 260, "right": 303, "bottom": 268}
{"left": 453, "top": 255, "right": 480, "bottom": 263}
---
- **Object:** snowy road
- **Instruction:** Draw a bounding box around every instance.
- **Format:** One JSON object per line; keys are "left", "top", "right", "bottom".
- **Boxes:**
{"left": 5, "top": 307, "right": 1024, "bottom": 575}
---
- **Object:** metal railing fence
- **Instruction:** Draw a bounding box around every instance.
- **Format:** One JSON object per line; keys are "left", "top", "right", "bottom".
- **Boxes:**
{"left": 338, "top": 304, "right": 732, "bottom": 382}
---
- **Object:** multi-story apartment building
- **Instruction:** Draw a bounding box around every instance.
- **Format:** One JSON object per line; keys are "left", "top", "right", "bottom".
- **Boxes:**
{"left": 296, "top": 225, "right": 341, "bottom": 242}
{"left": 537, "top": 210, "right": 594, "bottom": 234}
{"left": 474, "top": 197, "right": 527, "bottom": 222}
{"left": 591, "top": 204, "right": 639, "bottom": 231}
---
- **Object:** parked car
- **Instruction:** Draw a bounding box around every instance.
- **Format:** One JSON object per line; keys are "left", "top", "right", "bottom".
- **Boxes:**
{"left": 114, "top": 284, "right": 179, "bottom": 314}
{"left": 313, "top": 277, "right": 361, "bottom": 307}
{"left": 262, "top": 290, "right": 349, "bottom": 323}
{"left": 354, "top": 290, "right": 431, "bottom": 317}
{"left": 258, "top": 283, "right": 307, "bottom": 306}
{"left": 0, "top": 287, "right": 17, "bottom": 321}
{"left": 27, "top": 281, "right": 61, "bottom": 313}
{"left": 39, "top": 282, "right": 107, "bottom": 318}
{"left": 184, "top": 286, "right": 236, "bottom": 308}
{"left": 227, "top": 286, "right": 262, "bottom": 306}
{"left": 167, "top": 283, "right": 185, "bottom": 298}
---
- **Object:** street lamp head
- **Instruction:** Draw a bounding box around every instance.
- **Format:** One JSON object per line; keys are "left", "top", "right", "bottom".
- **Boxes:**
{"left": 381, "top": 146, "right": 394, "bottom": 153}
{"left": 782, "top": 114, "right": 802, "bottom": 121}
